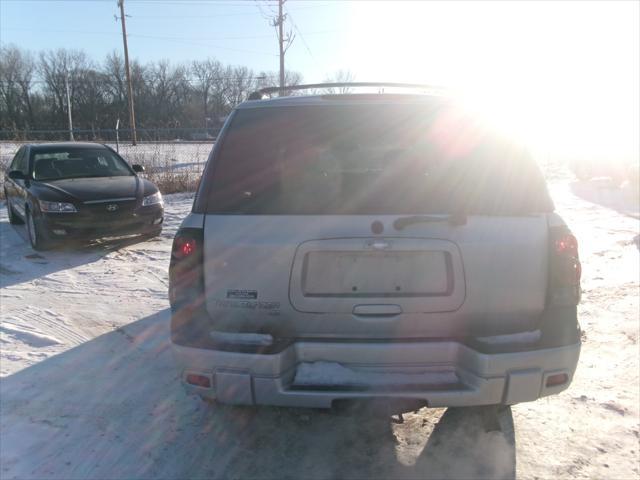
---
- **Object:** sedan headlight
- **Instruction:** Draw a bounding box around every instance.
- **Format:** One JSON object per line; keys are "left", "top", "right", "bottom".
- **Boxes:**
{"left": 142, "top": 191, "right": 163, "bottom": 206}
{"left": 39, "top": 200, "right": 77, "bottom": 213}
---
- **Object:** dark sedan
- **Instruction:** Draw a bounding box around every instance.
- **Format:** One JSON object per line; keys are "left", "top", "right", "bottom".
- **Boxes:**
{"left": 3, "top": 142, "right": 164, "bottom": 250}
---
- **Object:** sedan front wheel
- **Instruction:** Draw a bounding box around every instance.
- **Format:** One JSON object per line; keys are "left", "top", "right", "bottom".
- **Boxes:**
{"left": 5, "top": 196, "right": 24, "bottom": 225}
{"left": 26, "top": 210, "right": 53, "bottom": 251}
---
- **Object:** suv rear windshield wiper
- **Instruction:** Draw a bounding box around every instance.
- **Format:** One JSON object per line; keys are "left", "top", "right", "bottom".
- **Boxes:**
{"left": 393, "top": 213, "right": 467, "bottom": 230}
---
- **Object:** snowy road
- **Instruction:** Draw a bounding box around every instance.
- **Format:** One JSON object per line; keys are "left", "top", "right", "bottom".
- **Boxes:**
{"left": 1, "top": 180, "right": 638, "bottom": 479}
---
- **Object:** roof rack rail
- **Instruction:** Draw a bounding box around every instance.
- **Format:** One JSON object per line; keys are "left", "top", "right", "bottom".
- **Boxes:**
{"left": 247, "top": 82, "right": 446, "bottom": 100}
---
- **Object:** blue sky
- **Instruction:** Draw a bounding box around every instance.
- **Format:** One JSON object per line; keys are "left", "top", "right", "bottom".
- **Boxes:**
{"left": 2, "top": 0, "right": 638, "bottom": 89}
{"left": 0, "top": 0, "right": 351, "bottom": 82}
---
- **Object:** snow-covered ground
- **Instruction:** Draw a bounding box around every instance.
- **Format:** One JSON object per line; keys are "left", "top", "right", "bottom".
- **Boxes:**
{"left": 0, "top": 179, "right": 638, "bottom": 479}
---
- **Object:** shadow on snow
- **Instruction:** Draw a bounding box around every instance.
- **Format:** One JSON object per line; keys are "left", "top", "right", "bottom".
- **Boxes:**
{"left": 1, "top": 309, "right": 516, "bottom": 479}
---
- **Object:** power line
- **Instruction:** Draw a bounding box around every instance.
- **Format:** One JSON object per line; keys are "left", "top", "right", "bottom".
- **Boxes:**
{"left": 131, "top": 3, "right": 332, "bottom": 13}
{"left": 3, "top": 26, "right": 338, "bottom": 41}
{"left": 128, "top": 0, "right": 333, "bottom": 5}
{"left": 129, "top": 12, "right": 260, "bottom": 18}
{"left": 127, "top": 34, "right": 277, "bottom": 55}
{"left": 3, "top": 25, "right": 340, "bottom": 40}
{"left": 128, "top": 1, "right": 280, "bottom": 5}
{"left": 1, "top": 28, "right": 280, "bottom": 56}
{"left": 285, "top": 8, "right": 315, "bottom": 63}
{"left": 3, "top": 0, "right": 331, "bottom": 4}
{"left": 131, "top": 32, "right": 273, "bottom": 42}
{"left": 254, "top": 0, "right": 275, "bottom": 21}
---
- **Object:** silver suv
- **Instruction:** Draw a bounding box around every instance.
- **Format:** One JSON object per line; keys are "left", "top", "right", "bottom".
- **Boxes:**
{"left": 169, "top": 84, "right": 581, "bottom": 409}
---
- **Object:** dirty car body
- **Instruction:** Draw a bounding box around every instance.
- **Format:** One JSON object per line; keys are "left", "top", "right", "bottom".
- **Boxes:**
{"left": 169, "top": 90, "right": 582, "bottom": 408}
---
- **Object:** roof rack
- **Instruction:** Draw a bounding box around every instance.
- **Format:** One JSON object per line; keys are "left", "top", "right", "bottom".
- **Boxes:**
{"left": 247, "top": 82, "right": 447, "bottom": 100}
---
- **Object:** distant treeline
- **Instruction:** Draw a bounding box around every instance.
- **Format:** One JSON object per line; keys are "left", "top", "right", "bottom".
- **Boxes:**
{"left": 0, "top": 45, "right": 304, "bottom": 134}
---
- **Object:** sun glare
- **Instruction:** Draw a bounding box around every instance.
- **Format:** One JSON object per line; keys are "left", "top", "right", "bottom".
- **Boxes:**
{"left": 345, "top": 1, "right": 639, "bottom": 163}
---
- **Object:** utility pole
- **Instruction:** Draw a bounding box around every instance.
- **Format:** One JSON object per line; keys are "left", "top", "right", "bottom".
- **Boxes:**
{"left": 117, "top": 0, "right": 137, "bottom": 145}
{"left": 278, "top": 0, "right": 285, "bottom": 96}
{"left": 271, "top": 0, "right": 294, "bottom": 97}
{"left": 65, "top": 74, "right": 74, "bottom": 141}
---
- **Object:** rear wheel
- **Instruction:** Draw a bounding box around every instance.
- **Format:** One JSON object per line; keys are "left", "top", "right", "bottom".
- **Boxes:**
{"left": 26, "top": 210, "right": 53, "bottom": 251}
{"left": 5, "top": 197, "right": 24, "bottom": 225}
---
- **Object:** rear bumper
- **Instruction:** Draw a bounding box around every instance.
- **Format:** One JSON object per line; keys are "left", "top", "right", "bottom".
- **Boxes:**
{"left": 172, "top": 339, "right": 581, "bottom": 408}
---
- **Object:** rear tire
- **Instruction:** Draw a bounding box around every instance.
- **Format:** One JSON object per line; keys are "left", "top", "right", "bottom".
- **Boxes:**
{"left": 26, "top": 210, "right": 53, "bottom": 251}
{"left": 6, "top": 197, "right": 24, "bottom": 225}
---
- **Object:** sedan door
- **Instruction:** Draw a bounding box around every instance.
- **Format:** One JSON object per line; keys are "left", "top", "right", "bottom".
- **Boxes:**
{"left": 6, "top": 147, "right": 29, "bottom": 218}
{"left": 5, "top": 148, "right": 21, "bottom": 210}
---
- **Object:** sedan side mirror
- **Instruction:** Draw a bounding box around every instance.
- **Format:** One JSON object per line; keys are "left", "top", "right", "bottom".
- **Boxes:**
{"left": 132, "top": 164, "right": 145, "bottom": 173}
{"left": 7, "top": 170, "right": 27, "bottom": 181}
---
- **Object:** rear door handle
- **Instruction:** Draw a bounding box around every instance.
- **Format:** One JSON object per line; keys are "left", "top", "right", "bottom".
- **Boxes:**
{"left": 353, "top": 304, "right": 403, "bottom": 316}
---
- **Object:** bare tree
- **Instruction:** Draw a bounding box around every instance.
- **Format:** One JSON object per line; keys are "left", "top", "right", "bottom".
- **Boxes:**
{"left": 192, "top": 58, "right": 224, "bottom": 127}
{"left": 104, "top": 52, "right": 127, "bottom": 107}
{"left": 321, "top": 69, "right": 356, "bottom": 94}
{"left": 0, "top": 46, "right": 303, "bottom": 136}
{"left": 73, "top": 68, "right": 109, "bottom": 138}
{"left": 223, "top": 65, "right": 255, "bottom": 108}
{"left": 0, "top": 45, "right": 37, "bottom": 131}
{"left": 132, "top": 60, "right": 188, "bottom": 129}
{"left": 38, "top": 48, "right": 93, "bottom": 127}
{"left": 253, "top": 70, "right": 303, "bottom": 96}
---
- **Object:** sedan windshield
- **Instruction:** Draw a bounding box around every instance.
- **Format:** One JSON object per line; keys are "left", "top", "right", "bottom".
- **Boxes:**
{"left": 31, "top": 148, "right": 133, "bottom": 181}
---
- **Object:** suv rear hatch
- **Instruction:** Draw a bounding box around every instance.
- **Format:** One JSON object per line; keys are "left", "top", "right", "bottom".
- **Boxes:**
{"left": 196, "top": 100, "right": 553, "bottom": 339}
{"left": 289, "top": 236, "right": 465, "bottom": 314}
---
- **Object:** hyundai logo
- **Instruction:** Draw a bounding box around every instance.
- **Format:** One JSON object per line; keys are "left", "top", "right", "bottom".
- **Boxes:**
{"left": 106, "top": 204, "right": 119, "bottom": 212}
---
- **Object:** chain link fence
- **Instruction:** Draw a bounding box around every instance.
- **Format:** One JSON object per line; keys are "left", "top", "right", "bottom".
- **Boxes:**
{"left": 1, "top": 128, "right": 611, "bottom": 202}
{"left": 0, "top": 128, "right": 218, "bottom": 199}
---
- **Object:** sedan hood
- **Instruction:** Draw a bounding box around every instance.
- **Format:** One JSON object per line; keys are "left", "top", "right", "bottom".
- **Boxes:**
{"left": 35, "top": 176, "right": 157, "bottom": 203}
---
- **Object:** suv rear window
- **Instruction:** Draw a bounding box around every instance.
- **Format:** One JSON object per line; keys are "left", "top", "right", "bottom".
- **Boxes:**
{"left": 202, "top": 104, "right": 553, "bottom": 215}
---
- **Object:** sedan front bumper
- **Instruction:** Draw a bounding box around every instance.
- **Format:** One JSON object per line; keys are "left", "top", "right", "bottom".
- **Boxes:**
{"left": 41, "top": 204, "right": 164, "bottom": 239}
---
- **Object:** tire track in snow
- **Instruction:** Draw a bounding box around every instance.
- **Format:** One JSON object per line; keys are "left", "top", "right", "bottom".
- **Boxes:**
{"left": 1, "top": 305, "right": 87, "bottom": 347}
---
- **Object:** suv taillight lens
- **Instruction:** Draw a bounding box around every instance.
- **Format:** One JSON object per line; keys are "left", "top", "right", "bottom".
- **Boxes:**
{"left": 174, "top": 236, "right": 197, "bottom": 259}
{"left": 548, "top": 227, "right": 581, "bottom": 306}
{"left": 169, "top": 228, "right": 204, "bottom": 306}
{"left": 169, "top": 227, "right": 213, "bottom": 347}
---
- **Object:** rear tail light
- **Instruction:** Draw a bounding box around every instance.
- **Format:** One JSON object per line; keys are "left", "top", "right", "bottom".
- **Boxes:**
{"left": 174, "top": 236, "right": 196, "bottom": 259}
{"left": 169, "top": 227, "right": 205, "bottom": 309}
{"left": 169, "top": 227, "right": 210, "bottom": 346}
{"left": 548, "top": 226, "right": 581, "bottom": 306}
